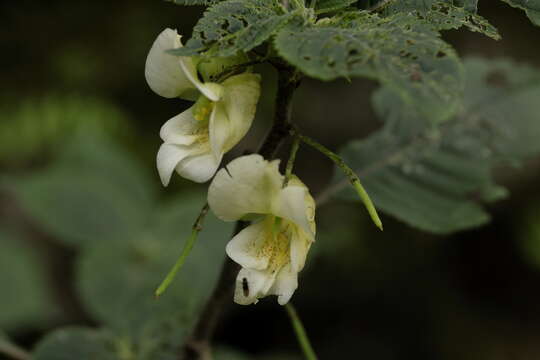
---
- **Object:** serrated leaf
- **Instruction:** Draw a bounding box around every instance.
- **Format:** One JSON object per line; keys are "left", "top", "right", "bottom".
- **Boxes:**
{"left": 316, "top": 0, "right": 358, "bottom": 14}
{"left": 76, "top": 192, "right": 232, "bottom": 357}
{"left": 382, "top": 0, "right": 499, "bottom": 39}
{"left": 275, "top": 13, "right": 463, "bottom": 122}
{"left": 0, "top": 231, "right": 56, "bottom": 330}
{"left": 500, "top": 0, "right": 540, "bottom": 26}
{"left": 332, "top": 58, "right": 540, "bottom": 234}
{"left": 171, "top": 0, "right": 292, "bottom": 58}
{"left": 166, "top": 0, "right": 223, "bottom": 4}
{"left": 33, "top": 327, "right": 117, "bottom": 360}
{"left": 381, "top": 0, "right": 477, "bottom": 12}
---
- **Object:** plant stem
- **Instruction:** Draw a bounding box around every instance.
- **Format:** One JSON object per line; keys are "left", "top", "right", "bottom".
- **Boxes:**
{"left": 285, "top": 303, "right": 318, "bottom": 360}
{"left": 284, "top": 135, "right": 301, "bottom": 186}
{"left": 155, "top": 203, "right": 210, "bottom": 298}
{"left": 181, "top": 66, "right": 300, "bottom": 360}
{"left": 296, "top": 132, "right": 383, "bottom": 231}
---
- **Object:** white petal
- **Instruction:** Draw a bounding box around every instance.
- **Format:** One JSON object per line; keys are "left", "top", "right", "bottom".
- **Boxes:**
{"left": 145, "top": 28, "right": 195, "bottom": 99}
{"left": 234, "top": 268, "right": 275, "bottom": 306}
{"left": 269, "top": 264, "right": 298, "bottom": 306}
{"left": 219, "top": 73, "right": 261, "bottom": 147}
{"left": 160, "top": 106, "right": 200, "bottom": 145}
{"left": 226, "top": 220, "right": 269, "bottom": 271}
{"left": 180, "top": 58, "right": 223, "bottom": 102}
{"left": 274, "top": 183, "right": 315, "bottom": 240}
{"left": 208, "top": 155, "right": 283, "bottom": 221}
{"left": 156, "top": 143, "right": 191, "bottom": 186}
{"left": 289, "top": 228, "right": 312, "bottom": 273}
{"left": 209, "top": 103, "right": 230, "bottom": 159}
{"left": 176, "top": 151, "right": 222, "bottom": 183}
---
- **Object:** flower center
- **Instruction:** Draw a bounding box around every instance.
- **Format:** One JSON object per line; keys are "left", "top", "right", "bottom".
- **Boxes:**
{"left": 259, "top": 216, "right": 292, "bottom": 274}
{"left": 192, "top": 95, "right": 215, "bottom": 122}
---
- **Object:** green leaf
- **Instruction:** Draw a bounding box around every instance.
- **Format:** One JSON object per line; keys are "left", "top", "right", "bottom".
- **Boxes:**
{"left": 166, "top": 0, "right": 223, "bottom": 4}
{"left": 382, "top": 0, "right": 477, "bottom": 12}
{"left": 0, "top": 231, "right": 56, "bottom": 330}
{"left": 316, "top": 0, "right": 358, "bottom": 14}
{"left": 500, "top": 0, "right": 540, "bottom": 26}
{"left": 76, "top": 192, "right": 232, "bottom": 357}
{"left": 0, "top": 96, "right": 131, "bottom": 166}
{"left": 381, "top": 1, "right": 499, "bottom": 39}
{"left": 332, "top": 58, "right": 540, "bottom": 234}
{"left": 33, "top": 327, "right": 117, "bottom": 360}
{"left": 275, "top": 13, "right": 464, "bottom": 122}
{"left": 171, "top": 0, "right": 292, "bottom": 57}
{"left": 3, "top": 138, "right": 155, "bottom": 248}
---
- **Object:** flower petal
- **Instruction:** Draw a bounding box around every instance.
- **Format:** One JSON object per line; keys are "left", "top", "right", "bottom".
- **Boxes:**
{"left": 160, "top": 106, "right": 200, "bottom": 145}
{"left": 145, "top": 28, "right": 196, "bottom": 99}
{"left": 156, "top": 143, "right": 191, "bottom": 186}
{"left": 274, "top": 180, "right": 316, "bottom": 240}
{"left": 289, "top": 228, "right": 312, "bottom": 273}
{"left": 209, "top": 103, "right": 230, "bottom": 159}
{"left": 208, "top": 155, "right": 282, "bottom": 221}
{"left": 180, "top": 58, "right": 223, "bottom": 102}
{"left": 176, "top": 151, "right": 222, "bottom": 183}
{"left": 219, "top": 73, "right": 261, "bottom": 148}
{"left": 234, "top": 268, "right": 275, "bottom": 306}
{"left": 226, "top": 220, "right": 270, "bottom": 271}
{"left": 269, "top": 263, "right": 298, "bottom": 305}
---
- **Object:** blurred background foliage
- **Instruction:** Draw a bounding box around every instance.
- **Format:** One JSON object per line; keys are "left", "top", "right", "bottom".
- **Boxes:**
{"left": 1, "top": 0, "right": 540, "bottom": 359}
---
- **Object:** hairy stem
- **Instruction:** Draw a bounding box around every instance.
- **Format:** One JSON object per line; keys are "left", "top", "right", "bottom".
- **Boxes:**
{"left": 181, "top": 66, "right": 300, "bottom": 360}
{"left": 296, "top": 131, "right": 383, "bottom": 231}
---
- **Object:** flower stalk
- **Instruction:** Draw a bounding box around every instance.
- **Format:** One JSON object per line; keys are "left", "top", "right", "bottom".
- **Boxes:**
{"left": 285, "top": 303, "right": 318, "bottom": 360}
{"left": 155, "top": 203, "right": 210, "bottom": 298}
{"left": 295, "top": 131, "right": 383, "bottom": 231}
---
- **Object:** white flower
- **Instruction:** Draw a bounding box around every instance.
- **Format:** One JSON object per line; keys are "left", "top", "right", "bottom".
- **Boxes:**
{"left": 145, "top": 28, "right": 261, "bottom": 184}
{"left": 208, "top": 155, "right": 316, "bottom": 305}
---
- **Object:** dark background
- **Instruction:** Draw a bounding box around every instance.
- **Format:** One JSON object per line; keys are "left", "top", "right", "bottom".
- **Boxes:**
{"left": 2, "top": 1, "right": 540, "bottom": 359}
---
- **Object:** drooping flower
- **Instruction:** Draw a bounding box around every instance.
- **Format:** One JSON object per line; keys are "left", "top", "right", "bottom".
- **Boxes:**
{"left": 208, "top": 155, "right": 316, "bottom": 305}
{"left": 145, "top": 28, "right": 261, "bottom": 184}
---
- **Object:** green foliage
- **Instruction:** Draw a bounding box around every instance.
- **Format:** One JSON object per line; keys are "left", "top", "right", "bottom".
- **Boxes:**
{"left": 381, "top": 0, "right": 478, "bottom": 12}
{"left": 316, "top": 0, "right": 358, "bottom": 14}
{"left": 33, "top": 328, "right": 117, "bottom": 360}
{"left": 0, "top": 96, "right": 130, "bottom": 166}
{"left": 166, "top": 0, "right": 223, "bottom": 4}
{"left": 2, "top": 138, "right": 155, "bottom": 248}
{"left": 0, "top": 231, "right": 56, "bottom": 330}
{"left": 275, "top": 12, "right": 463, "bottom": 122}
{"left": 334, "top": 58, "right": 540, "bottom": 234}
{"left": 75, "top": 193, "right": 232, "bottom": 358}
{"left": 382, "top": 1, "right": 499, "bottom": 39}
{"left": 170, "top": 0, "right": 292, "bottom": 58}
{"left": 501, "top": 0, "right": 540, "bottom": 26}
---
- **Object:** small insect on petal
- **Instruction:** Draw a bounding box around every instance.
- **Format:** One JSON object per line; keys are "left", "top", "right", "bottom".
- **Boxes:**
{"left": 242, "top": 277, "right": 249, "bottom": 297}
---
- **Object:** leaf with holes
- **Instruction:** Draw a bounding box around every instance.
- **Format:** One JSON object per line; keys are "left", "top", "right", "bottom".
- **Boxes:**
{"left": 382, "top": 0, "right": 498, "bottom": 38}
{"left": 500, "top": 0, "right": 540, "bottom": 26}
{"left": 316, "top": 0, "right": 359, "bottom": 14}
{"left": 330, "top": 58, "right": 540, "bottom": 234}
{"left": 275, "top": 12, "right": 463, "bottom": 122}
{"left": 381, "top": 0, "right": 478, "bottom": 12}
{"left": 170, "top": 0, "right": 292, "bottom": 58}
{"left": 166, "top": 0, "right": 223, "bottom": 4}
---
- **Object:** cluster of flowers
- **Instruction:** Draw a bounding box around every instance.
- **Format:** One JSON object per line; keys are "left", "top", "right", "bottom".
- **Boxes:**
{"left": 145, "top": 29, "right": 316, "bottom": 305}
